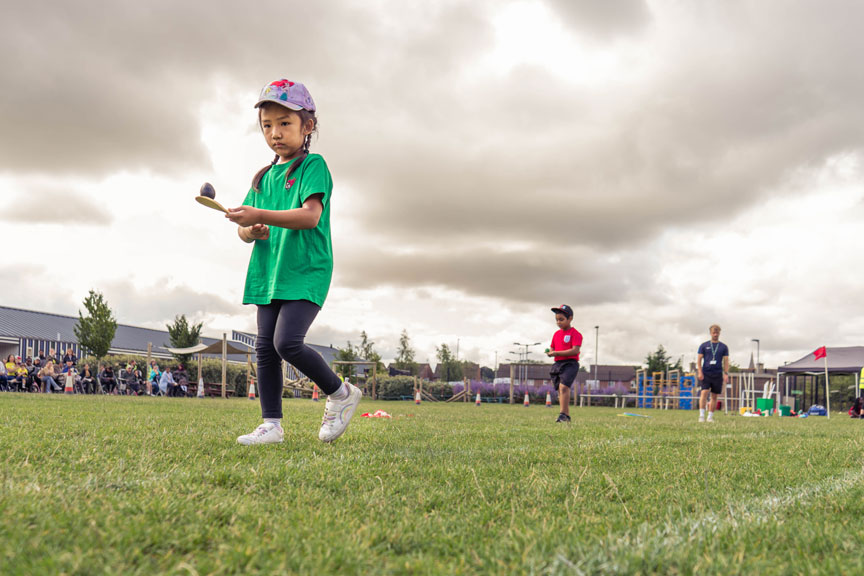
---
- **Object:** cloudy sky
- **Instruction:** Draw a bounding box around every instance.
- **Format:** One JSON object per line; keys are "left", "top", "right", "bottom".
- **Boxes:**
{"left": 2, "top": 0, "right": 863, "bottom": 371}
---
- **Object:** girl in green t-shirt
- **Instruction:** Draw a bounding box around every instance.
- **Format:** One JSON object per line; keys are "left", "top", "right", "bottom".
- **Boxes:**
{"left": 226, "top": 79, "right": 362, "bottom": 446}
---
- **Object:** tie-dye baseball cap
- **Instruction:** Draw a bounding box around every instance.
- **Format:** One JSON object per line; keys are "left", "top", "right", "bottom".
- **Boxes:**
{"left": 254, "top": 79, "right": 316, "bottom": 112}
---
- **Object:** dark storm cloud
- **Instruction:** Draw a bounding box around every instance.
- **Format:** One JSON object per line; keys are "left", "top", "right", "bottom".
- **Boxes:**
{"left": 5, "top": 0, "right": 864, "bottom": 309}
{"left": 0, "top": 189, "right": 113, "bottom": 225}
{"left": 326, "top": 0, "right": 864, "bottom": 308}
{"left": 543, "top": 0, "right": 652, "bottom": 38}
{"left": 334, "top": 242, "right": 664, "bottom": 308}
{"left": 101, "top": 280, "right": 239, "bottom": 328}
{"left": 0, "top": 1, "right": 484, "bottom": 175}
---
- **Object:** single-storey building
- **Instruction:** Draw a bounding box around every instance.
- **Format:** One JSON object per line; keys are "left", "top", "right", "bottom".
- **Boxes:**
{"left": 0, "top": 305, "right": 338, "bottom": 369}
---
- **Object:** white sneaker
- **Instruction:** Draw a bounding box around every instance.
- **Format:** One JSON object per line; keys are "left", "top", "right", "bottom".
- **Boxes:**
{"left": 698, "top": 414, "right": 705, "bottom": 423}
{"left": 706, "top": 413, "right": 714, "bottom": 423}
{"left": 237, "top": 422, "right": 284, "bottom": 446}
{"left": 319, "top": 383, "right": 362, "bottom": 443}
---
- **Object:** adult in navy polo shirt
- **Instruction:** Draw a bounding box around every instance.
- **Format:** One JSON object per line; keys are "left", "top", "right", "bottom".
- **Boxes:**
{"left": 697, "top": 324, "right": 729, "bottom": 423}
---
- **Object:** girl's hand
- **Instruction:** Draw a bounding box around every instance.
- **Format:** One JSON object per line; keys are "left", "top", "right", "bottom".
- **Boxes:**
{"left": 248, "top": 223, "right": 270, "bottom": 240}
{"left": 226, "top": 206, "right": 262, "bottom": 227}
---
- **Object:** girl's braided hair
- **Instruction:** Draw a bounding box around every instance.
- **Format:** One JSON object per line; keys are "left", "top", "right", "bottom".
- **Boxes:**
{"left": 252, "top": 107, "right": 318, "bottom": 192}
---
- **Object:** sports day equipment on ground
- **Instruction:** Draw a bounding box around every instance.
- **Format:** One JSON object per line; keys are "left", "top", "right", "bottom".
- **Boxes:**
{"left": 360, "top": 410, "right": 392, "bottom": 419}
{"left": 195, "top": 182, "right": 228, "bottom": 213}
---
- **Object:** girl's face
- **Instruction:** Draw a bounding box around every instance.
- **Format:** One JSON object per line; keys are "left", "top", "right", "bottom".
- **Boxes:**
{"left": 259, "top": 105, "right": 314, "bottom": 163}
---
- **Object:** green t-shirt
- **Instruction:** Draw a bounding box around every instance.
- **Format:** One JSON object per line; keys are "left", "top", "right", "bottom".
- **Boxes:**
{"left": 241, "top": 154, "right": 333, "bottom": 307}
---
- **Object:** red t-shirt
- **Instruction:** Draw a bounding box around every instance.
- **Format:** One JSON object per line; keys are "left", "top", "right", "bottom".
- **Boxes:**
{"left": 551, "top": 327, "right": 582, "bottom": 362}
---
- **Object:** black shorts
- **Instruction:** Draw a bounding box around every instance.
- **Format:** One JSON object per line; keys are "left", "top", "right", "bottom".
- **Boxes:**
{"left": 550, "top": 360, "right": 580, "bottom": 389}
{"left": 700, "top": 372, "right": 723, "bottom": 394}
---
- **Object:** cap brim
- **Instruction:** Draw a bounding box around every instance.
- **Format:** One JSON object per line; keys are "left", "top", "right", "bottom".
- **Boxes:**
{"left": 551, "top": 307, "right": 572, "bottom": 317}
{"left": 254, "top": 99, "right": 306, "bottom": 111}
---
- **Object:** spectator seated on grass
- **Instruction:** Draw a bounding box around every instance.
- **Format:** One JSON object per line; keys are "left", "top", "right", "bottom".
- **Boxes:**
{"left": 4, "top": 355, "right": 17, "bottom": 387}
{"left": 79, "top": 364, "right": 97, "bottom": 394}
{"left": 148, "top": 361, "right": 161, "bottom": 396}
{"left": 159, "top": 367, "right": 175, "bottom": 396}
{"left": 173, "top": 365, "right": 189, "bottom": 397}
{"left": 127, "top": 368, "right": 144, "bottom": 396}
{"left": 29, "top": 357, "right": 43, "bottom": 392}
{"left": 39, "top": 360, "right": 63, "bottom": 393}
{"left": 0, "top": 359, "right": 9, "bottom": 391}
{"left": 850, "top": 397, "right": 863, "bottom": 418}
{"left": 99, "top": 364, "right": 117, "bottom": 394}
{"left": 62, "top": 348, "right": 77, "bottom": 372}
{"left": 6, "top": 356, "right": 30, "bottom": 392}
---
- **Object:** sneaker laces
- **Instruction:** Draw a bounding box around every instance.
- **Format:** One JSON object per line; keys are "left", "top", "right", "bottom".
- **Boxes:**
{"left": 250, "top": 423, "right": 274, "bottom": 437}
{"left": 321, "top": 410, "right": 337, "bottom": 427}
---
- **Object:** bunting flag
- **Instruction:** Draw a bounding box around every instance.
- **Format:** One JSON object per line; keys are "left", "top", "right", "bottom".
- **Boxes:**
{"left": 813, "top": 346, "right": 827, "bottom": 360}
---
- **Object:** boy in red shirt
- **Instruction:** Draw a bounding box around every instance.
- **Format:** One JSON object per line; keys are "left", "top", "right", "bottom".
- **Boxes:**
{"left": 546, "top": 304, "right": 583, "bottom": 423}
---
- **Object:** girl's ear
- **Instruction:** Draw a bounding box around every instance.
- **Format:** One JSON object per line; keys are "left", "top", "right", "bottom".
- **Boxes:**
{"left": 303, "top": 118, "right": 315, "bottom": 135}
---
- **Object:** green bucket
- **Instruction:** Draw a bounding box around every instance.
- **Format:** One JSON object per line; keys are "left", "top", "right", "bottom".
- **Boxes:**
{"left": 756, "top": 398, "right": 775, "bottom": 414}
{"left": 779, "top": 405, "right": 791, "bottom": 417}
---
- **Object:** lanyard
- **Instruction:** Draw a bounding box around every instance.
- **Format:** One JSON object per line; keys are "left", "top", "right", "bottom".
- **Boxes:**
{"left": 709, "top": 342, "right": 719, "bottom": 361}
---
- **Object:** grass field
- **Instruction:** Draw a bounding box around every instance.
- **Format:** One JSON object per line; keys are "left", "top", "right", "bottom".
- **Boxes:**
{"left": 1, "top": 395, "right": 863, "bottom": 575}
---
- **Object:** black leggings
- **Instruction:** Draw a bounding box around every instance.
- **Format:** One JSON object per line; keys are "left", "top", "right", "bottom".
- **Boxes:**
{"left": 256, "top": 299, "right": 341, "bottom": 419}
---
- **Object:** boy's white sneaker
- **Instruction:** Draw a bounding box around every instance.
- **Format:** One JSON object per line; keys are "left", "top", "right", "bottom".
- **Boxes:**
{"left": 237, "top": 422, "right": 284, "bottom": 446}
{"left": 698, "top": 414, "right": 705, "bottom": 423}
{"left": 319, "top": 383, "right": 362, "bottom": 443}
{"left": 706, "top": 413, "right": 714, "bottom": 423}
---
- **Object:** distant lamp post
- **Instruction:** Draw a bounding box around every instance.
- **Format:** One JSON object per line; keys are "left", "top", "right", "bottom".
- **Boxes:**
{"left": 752, "top": 339, "right": 760, "bottom": 372}
{"left": 514, "top": 342, "right": 541, "bottom": 386}
{"left": 594, "top": 326, "right": 599, "bottom": 390}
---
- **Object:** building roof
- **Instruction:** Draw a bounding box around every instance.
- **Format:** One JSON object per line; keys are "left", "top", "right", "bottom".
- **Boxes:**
{"left": 584, "top": 364, "right": 637, "bottom": 382}
{"left": 0, "top": 305, "right": 338, "bottom": 365}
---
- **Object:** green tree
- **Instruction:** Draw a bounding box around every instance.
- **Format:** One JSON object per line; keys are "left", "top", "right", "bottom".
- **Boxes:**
{"left": 74, "top": 290, "right": 117, "bottom": 359}
{"left": 166, "top": 314, "right": 203, "bottom": 366}
{"left": 335, "top": 341, "right": 358, "bottom": 380}
{"left": 480, "top": 366, "right": 495, "bottom": 382}
{"left": 644, "top": 345, "right": 682, "bottom": 374}
{"left": 436, "top": 343, "right": 463, "bottom": 382}
{"left": 359, "top": 330, "right": 384, "bottom": 372}
{"left": 394, "top": 329, "right": 418, "bottom": 375}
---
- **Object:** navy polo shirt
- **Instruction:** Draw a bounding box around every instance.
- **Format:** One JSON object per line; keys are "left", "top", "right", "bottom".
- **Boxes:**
{"left": 698, "top": 341, "right": 728, "bottom": 373}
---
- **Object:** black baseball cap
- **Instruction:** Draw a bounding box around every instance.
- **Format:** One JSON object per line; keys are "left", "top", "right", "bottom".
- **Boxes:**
{"left": 551, "top": 304, "right": 573, "bottom": 318}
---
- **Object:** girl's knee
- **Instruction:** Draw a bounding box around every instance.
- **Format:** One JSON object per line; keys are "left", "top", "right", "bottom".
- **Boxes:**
{"left": 274, "top": 336, "right": 304, "bottom": 361}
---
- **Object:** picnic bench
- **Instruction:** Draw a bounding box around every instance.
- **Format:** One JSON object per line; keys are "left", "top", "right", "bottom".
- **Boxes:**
{"left": 187, "top": 382, "right": 236, "bottom": 397}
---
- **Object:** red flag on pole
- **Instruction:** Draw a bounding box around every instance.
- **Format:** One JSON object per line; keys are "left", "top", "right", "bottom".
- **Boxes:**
{"left": 813, "top": 346, "right": 827, "bottom": 360}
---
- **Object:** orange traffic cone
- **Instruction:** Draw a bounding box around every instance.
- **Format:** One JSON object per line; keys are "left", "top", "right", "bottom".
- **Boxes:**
{"left": 248, "top": 379, "right": 256, "bottom": 400}
{"left": 64, "top": 372, "right": 75, "bottom": 394}
{"left": 196, "top": 377, "right": 205, "bottom": 398}
{"left": 312, "top": 385, "right": 320, "bottom": 402}
{"left": 415, "top": 390, "right": 421, "bottom": 405}
{"left": 545, "top": 392, "right": 552, "bottom": 407}
{"left": 475, "top": 392, "right": 481, "bottom": 406}
{"left": 524, "top": 392, "right": 530, "bottom": 407}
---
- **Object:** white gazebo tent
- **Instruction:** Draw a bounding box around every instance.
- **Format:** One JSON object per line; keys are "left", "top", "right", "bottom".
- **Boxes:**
{"left": 163, "top": 333, "right": 254, "bottom": 398}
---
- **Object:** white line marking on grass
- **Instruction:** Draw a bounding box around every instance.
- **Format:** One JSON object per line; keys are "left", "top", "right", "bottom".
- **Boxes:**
{"left": 549, "top": 467, "right": 864, "bottom": 575}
